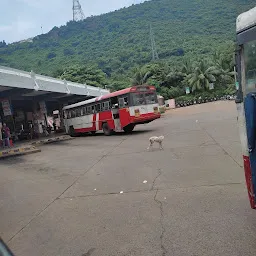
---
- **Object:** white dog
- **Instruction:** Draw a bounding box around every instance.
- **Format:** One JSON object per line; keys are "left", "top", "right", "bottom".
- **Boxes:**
{"left": 147, "top": 136, "right": 164, "bottom": 150}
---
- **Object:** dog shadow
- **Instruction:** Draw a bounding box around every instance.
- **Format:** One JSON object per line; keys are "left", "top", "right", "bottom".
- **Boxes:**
{"left": 147, "top": 147, "right": 164, "bottom": 152}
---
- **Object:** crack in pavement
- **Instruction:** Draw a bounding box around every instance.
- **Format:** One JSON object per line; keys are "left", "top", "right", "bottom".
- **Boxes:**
{"left": 59, "top": 189, "right": 152, "bottom": 200}
{"left": 152, "top": 169, "right": 169, "bottom": 256}
{"left": 151, "top": 168, "right": 162, "bottom": 191}
{"left": 154, "top": 189, "right": 168, "bottom": 256}
{"left": 82, "top": 248, "right": 96, "bottom": 256}
{"left": 7, "top": 137, "right": 129, "bottom": 243}
{"left": 58, "top": 182, "right": 243, "bottom": 200}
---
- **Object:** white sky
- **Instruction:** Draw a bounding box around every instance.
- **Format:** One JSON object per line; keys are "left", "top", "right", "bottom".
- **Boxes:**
{"left": 0, "top": 0, "right": 146, "bottom": 43}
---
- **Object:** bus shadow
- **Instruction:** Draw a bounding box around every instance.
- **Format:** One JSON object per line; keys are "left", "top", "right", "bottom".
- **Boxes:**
{"left": 79, "top": 129, "right": 154, "bottom": 137}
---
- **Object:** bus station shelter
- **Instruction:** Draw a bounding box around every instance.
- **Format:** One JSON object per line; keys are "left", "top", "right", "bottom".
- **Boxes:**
{"left": 0, "top": 65, "right": 109, "bottom": 141}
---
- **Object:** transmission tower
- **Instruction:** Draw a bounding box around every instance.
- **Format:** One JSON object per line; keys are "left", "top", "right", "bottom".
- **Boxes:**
{"left": 73, "top": 0, "right": 85, "bottom": 21}
{"left": 150, "top": 24, "right": 159, "bottom": 61}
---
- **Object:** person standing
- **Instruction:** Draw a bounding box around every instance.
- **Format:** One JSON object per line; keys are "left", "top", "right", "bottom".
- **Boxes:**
{"left": 53, "top": 121, "right": 57, "bottom": 132}
{"left": 2, "top": 123, "right": 11, "bottom": 148}
{"left": 0, "top": 122, "right": 2, "bottom": 146}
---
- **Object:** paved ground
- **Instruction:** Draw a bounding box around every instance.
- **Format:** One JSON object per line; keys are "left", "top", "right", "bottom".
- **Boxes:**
{"left": 1, "top": 101, "right": 256, "bottom": 256}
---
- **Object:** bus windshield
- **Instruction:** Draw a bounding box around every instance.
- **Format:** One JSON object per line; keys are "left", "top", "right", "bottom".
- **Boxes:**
{"left": 244, "top": 40, "right": 256, "bottom": 91}
{"left": 132, "top": 92, "right": 157, "bottom": 106}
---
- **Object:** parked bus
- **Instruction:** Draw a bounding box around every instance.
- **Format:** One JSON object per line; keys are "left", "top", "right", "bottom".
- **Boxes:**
{"left": 63, "top": 85, "right": 161, "bottom": 136}
{"left": 236, "top": 6, "right": 256, "bottom": 209}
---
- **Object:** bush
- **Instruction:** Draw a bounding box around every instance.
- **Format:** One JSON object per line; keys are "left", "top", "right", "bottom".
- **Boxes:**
{"left": 47, "top": 52, "right": 56, "bottom": 59}
{"left": 63, "top": 48, "right": 75, "bottom": 56}
{"left": 159, "top": 106, "right": 166, "bottom": 113}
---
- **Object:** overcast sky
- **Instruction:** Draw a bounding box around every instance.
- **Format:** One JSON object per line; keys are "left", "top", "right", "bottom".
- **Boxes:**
{"left": 0, "top": 0, "right": 146, "bottom": 43}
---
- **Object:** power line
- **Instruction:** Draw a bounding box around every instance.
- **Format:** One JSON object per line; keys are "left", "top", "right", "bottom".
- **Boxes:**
{"left": 150, "top": 24, "right": 159, "bottom": 61}
{"left": 73, "top": 0, "right": 85, "bottom": 22}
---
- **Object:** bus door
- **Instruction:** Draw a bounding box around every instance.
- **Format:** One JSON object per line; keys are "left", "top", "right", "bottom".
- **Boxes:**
{"left": 118, "top": 96, "right": 131, "bottom": 128}
{"left": 111, "top": 97, "right": 121, "bottom": 131}
{"left": 236, "top": 28, "right": 256, "bottom": 208}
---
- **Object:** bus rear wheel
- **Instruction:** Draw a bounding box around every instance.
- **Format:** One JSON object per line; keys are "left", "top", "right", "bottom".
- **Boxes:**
{"left": 123, "top": 124, "right": 135, "bottom": 133}
{"left": 69, "top": 126, "right": 76, "bottom": 137}
{"left": 102, "top": 123, "right": 113, "bottom": 136}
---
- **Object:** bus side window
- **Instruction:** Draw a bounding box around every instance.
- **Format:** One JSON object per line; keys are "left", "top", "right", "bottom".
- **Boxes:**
{"left": 71, "top": 110, "right": 76, "bottom": 118}
{"left": 111, "top": 97, "right": 118, "bottom": 109}
{"left": 92, "top": 105, "right": 95, "bottom": 113}
{"left": 76, "top": 108, "right": 81, "bottom": 117}
{"left": 87, "top": 106, "right": 92, "bottom": 114}
{"left": 67, "top": 111, "right": 71, "bottom": 119}
{"left": 119, "top": 97, "right": 128, "bottom": 108}
{"left": 63, "top": 111, "right": 67, "bottom": 119}
{"left": 102, "top": 101, "right": 110, "bottom": 111}
{"left": 83, "top": 107, "right": 87, "bottom": 116}
{"left": 96, "top": 103, "right": 102, "bottom": 112}
{"left": 124, "top": 97, "right": 128, "bottom": 106}
{"left": 119, "top": 98, "right": 125, "bottom": 108}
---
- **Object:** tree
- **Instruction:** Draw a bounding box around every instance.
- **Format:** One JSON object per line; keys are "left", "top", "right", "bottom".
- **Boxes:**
{"left": 131, "top": 66, "right": 153, "bottom": 85}
{"left": 58, "top": 65, "right": 106, "bottom": 87}
{"left": 213, "top": 49, "right": 236, "bottom": 88}
{"left": 150, "top": 63, "right": 183, "bottom": 88}
{"left": 0, "top": 40, "right": 6, "bottom": 48}
{"left": 47, "top": 52, "right": 57, "bottom": 59}
{"left": 187, "top": 60, "right": 218, "bottom": 92}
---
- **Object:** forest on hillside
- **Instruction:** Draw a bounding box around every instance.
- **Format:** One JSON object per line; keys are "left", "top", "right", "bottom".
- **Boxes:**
{"left": 0, "top": 0, "right": 255, "bottom": 99}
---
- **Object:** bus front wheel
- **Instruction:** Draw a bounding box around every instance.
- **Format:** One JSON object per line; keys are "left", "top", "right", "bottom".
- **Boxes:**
{"left": 102, "top": 123, "right": 113, "bottom": 136}
{"left": 123, "top": 124, "right": 135, "bottom": 133}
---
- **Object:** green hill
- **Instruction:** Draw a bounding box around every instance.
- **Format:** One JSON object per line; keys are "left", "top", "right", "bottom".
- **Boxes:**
{"left": 0, "top": 0, "right": 255, "bottom": 78}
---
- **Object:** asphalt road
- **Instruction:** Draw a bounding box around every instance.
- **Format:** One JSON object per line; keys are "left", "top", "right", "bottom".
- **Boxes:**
{"left": 1, "top": 101, "right": 256, "bottom": 256}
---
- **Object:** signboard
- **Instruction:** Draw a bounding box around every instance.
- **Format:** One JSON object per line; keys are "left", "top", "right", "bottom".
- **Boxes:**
{"left": 169, "top": 99, "right": 176, "bottom": 109}
{"left": 0, "top": 99, "right": 12, "bottom": 116}
{"left": 185, "top": 87, "right": 190, "bottom": 94}
{"left": 209, "top": 83, "right": 214, "bottom": 90}
{"left": 39, "top": 101, "right": 47, "bottom": 114}
{"left": 235, "top": 81, "right": 239, "bottom": 90}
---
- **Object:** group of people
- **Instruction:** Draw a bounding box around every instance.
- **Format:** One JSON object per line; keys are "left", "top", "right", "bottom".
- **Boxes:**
{"left": 1, "top": 123, "right": 11, "bottom": 148}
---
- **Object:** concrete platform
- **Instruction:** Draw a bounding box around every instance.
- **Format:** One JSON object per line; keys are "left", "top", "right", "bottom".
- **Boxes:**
{"left": 30, "top": 135, "right": 73, "bottom": 146}
{"left": 0, "top": 135, "right": 73, "bottom": 159}
{"left": 0, "top": 145, "right": 41, "bottom": 159}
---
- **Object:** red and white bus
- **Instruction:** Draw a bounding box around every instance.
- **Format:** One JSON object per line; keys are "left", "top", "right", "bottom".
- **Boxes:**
{"left": 63, "top": 85, "right": 161, "bottom": 136}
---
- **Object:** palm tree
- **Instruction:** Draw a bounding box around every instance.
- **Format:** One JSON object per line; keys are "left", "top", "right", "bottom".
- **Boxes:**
{"left": 213, "top": 50, "right": 236, "bottom": 87}
{"left": 131, "top": 66, "right": 153, "bottom": 85}
{"left": 151, "top": 62, "right": 185, "bottom": 88}
{"left": 164, "top": 59, "right": 194, "bottom": 89}
{"left": 187, "top": 60, "right": 218, "bottom": 92}
{"left": 180, "top": 59, "right": 193, "bottom": 76}
{"left": 150, "top": 63, "right": 171, "bottom": 83}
